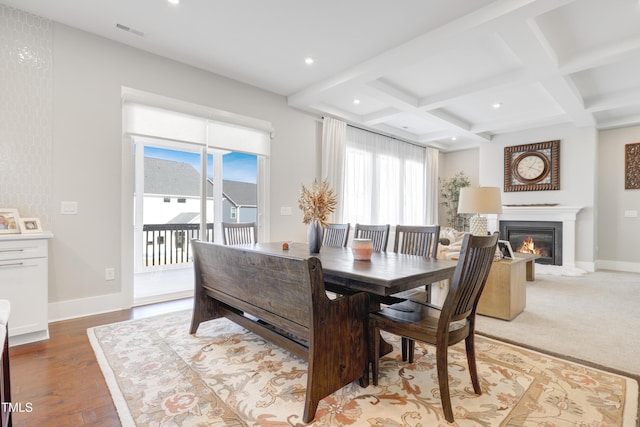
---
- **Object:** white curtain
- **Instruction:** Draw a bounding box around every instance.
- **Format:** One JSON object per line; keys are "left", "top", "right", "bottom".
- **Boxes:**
{"left": 424, "top": 146, "right": 439, "bottom": 225}
{"left": 342, "top": 126, "right": 439, "bottom": 226}
{"left": 321, "top": 117, "right": 347, "bottom": 222}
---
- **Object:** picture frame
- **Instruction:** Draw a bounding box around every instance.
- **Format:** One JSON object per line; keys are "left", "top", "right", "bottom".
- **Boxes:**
{"left": 504, "top": 140, "right": 560, "bottom": 192}
{"left": 498, "top": 240, "right": 515, "bottom": 259}
{"left": 0, "top": 208, "right": 21, "bottom": 234}
{"left": 19, "top": 217, "right": 42, "bottom": 234}
{"left": 624, "top": 142, "right": 640, "bottom": 189}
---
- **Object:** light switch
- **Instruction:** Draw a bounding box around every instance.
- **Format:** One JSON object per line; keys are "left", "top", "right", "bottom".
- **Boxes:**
{"left": 61, "top": 201, "right": 78, "bottom": 215}
{"left": 624, "top": 210, "right": 638, "bottom": 218}
{"left": 280, "top": 207, "right": 293, "bottom": 216}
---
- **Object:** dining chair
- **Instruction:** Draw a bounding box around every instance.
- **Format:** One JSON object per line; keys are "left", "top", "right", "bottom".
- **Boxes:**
{"left": 353, "top": 224, "right": 390, "bottom": 252}
{"left": 393, "top": 225, "right": 440, "bottom": 257}
{"left": 222, "top": 222, "right": 257, "bottom": 245}
{"left": 322, "top": 223, "right": 350, "bottom": 247}
{"left": 369, "top": 233, "right": 498, "bottom": 423}
{"left": 392, "top": 224, "right": 441, "bottom": 304}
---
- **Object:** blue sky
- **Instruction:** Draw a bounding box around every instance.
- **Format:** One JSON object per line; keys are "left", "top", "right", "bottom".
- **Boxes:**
{"left": 144, "top": 146, "right": 257, "bottom": 183}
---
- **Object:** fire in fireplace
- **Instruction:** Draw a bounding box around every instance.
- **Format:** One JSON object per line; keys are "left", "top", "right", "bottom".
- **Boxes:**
{"left": 499, "top": 220, "right": 563, "bottom": 265}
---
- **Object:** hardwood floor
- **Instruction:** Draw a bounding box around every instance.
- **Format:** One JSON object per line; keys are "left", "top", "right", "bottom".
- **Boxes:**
{"left": 8, "top": 298, "right": 193, "bottom": 427}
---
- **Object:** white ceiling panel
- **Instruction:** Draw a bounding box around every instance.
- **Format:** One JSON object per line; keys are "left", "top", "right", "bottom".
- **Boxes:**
{"left": 572, "top": 55, "right": 640, "bottom": 100}
{"left": 536, "top": 0, "right": 640, "bottom": 60}
{"left": 4, "top": 0, "right": 640, "bottom": 151}
{"left": 320, "top": 92, "right": 390, "bottom": 117}
{"left": 443, "top": 83, "right": 563, "bottom": 125}
{"left": 381, "top": 32, "right": 522, "bottom": 99}
{"left": 383, "top": 113, "right": 449, "bottom": 136}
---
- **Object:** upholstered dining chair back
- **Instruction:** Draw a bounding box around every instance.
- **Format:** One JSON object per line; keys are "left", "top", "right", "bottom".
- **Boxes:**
{"left": 393, "top": 225, "right": 440, "bottom": 258}
{"left": 353, "top": 224, "right": 390, "bottom": 252}
{"left": 322, "top": 223, "right": 350, "bottom": 247}
{"left": 222, "top": 222, "right": 257, "bottom": 245}
{"left": 369, "top": 233, "right": 498, "bottom": 423}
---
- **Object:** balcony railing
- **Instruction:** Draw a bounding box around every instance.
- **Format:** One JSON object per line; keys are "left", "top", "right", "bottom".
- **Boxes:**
{"left": 143, "top": 223, "right": 214, "bottom": 267}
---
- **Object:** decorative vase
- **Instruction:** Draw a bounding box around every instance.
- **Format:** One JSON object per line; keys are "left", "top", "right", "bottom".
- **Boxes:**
{"left": 307, "top": 221, "right": 324, "bottom": 253}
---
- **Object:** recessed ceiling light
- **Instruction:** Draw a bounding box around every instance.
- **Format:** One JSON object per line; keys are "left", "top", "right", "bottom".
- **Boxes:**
{"left": 492, "top": 102, "right": 502, "bottom": 109}
{"left": 168, "top": 0, "right": 180, "bottom": 4}
{"left": 451, "top": 137, "right": 457, "bottom": 141}
{"left": 353, "top": 99, "right": 361, "bottom": 105}
{"left": 304, "top": 57, "right": 314, "bottom": 65}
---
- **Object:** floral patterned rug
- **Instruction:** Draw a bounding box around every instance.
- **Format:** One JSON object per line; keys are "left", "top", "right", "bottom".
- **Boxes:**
{"left": 88, "top": 310, "right": 638, "bottom": 426}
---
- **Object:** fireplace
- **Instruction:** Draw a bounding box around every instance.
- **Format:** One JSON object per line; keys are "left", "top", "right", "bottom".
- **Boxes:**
{"left": 499, "top": 221, "right": 563, "bottom": 265}
{"left": 488, "top": 206, "right": 581, "bottom": 268}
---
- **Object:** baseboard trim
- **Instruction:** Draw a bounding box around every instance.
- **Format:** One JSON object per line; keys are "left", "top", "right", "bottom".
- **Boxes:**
{"left": 9, "top": 329, "right": 50, "bottom": 347}
{"left": 134, "top": 290, "right": 194, "bottom": 307}
{"left": 596, "top": 260, "right": 640, "bottom": 273}
{"left": 575, "top": 261, "right": 595, "bottom": 272}
{"left": 48, "top": 292, "right": 130, "bottom": 323}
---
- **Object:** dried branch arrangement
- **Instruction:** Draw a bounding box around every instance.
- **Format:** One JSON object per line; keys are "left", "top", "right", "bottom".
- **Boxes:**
{"left": 297, "top": 179, "right": 337, "bottom": 227}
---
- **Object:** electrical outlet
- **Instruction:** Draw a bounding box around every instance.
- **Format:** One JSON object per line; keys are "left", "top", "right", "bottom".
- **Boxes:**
{"left": 104, "top": 268, "right": 115, "bottom": 281}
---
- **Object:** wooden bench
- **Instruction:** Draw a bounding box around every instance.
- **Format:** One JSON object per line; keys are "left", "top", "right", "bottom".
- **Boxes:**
{"left": 189, "top": 241, "right": 369, "bottom": 423}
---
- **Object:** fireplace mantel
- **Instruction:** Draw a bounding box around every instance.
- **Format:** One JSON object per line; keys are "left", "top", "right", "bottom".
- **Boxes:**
{"left": 488, "top": 206, "right": 583, "bottom": 268}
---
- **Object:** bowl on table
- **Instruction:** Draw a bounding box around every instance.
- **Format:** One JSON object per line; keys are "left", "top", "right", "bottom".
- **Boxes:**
{"left": 351, "top": 238, "right": 374, "bottom": 261}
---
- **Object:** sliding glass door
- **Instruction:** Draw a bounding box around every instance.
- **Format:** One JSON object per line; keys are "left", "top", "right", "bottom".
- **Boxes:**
{"left": 132, "top": 138, "right": 258, "bottom": 304}
{"left": 122, "top": 93, "right": 270, "bottom": 306}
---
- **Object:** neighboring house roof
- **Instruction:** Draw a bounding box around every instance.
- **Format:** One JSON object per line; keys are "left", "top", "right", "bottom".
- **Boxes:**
{"left": 144, "top": 157, "right": 256, "bottom": 206}
{"left": 224, "top": 180, "right": 257, "bottom": 207}
{"left": 144, "top": 157, "right": 213, "bottom": 197}
{"left": 167, "top": 212, "right": 199, "bottom": 224}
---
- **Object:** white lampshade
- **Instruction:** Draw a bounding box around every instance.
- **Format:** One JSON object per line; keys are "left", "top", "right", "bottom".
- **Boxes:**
{"left": 457, "top": 187, "right": 502, "bottom": 235}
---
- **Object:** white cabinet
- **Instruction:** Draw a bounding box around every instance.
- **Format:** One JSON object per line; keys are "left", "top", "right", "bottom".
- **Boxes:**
{"left": 0, "top": 233, "right": 52, "bottom": 345}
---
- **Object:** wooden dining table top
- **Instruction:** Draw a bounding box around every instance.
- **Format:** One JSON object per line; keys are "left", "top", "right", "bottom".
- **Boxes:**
{"left": 238, "top": 242, "right": 457, "bottom": 297}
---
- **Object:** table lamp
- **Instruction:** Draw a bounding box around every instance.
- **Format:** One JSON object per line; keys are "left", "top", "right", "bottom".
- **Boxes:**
{"left": 457, "top": 187, "right": 502, "bottom": 236}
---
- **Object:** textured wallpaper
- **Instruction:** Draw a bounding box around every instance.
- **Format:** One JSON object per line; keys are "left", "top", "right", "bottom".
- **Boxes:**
{"left": 0, "top": 5, "right": 52, "bottom": 229}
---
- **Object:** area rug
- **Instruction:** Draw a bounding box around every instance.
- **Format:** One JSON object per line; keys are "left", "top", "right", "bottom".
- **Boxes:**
{"left": 88, "top": 310, "right": 639, "bottom": 426}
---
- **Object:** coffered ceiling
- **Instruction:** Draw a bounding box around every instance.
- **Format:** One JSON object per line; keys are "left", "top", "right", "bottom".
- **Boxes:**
{"left": 5, "top": 0, "right": 640, "bottom": 151}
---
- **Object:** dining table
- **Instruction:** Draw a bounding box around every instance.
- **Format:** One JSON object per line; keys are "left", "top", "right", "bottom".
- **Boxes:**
{"left": 237, "top": 241, "right": 458, "bottom": 383}
{"left": 242, "top": 242, "right": 457, "bottom": 298}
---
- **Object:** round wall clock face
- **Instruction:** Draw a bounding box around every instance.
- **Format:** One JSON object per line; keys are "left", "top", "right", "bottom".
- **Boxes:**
{"left": 512, "top": 151, "right": 550, "bottom": 184}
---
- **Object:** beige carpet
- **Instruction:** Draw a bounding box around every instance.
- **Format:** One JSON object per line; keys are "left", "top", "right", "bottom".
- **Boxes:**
{"left": 476, "top": 269, "right": 640, "bottom": 377}
{"left": 88, "top": 310, "right": 638, "bottom": 426}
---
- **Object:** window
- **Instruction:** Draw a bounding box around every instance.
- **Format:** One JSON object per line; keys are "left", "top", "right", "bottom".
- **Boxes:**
{"left": 230, "top": 207, "right": 237, "bottom": 219}
{"left": 342, "top": 126, "right": 435, "bottom": 226}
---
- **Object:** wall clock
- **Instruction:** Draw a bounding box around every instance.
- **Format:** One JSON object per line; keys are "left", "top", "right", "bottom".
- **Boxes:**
{"left": 504, "top": 140, "right": 559, "bottom": 192}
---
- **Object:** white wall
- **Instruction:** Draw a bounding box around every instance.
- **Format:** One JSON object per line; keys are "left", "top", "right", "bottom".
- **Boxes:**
{"left": 477, "top": 124, "right": 597, "bottom": 270}
{"left": 597, "top": 125, "right": 640, "bottom": 272}
{"left": 47, "top": 22, "right": 318, "bottom": 319}
{"left": 437, "top": 148, "right": 479, "bottom": 225}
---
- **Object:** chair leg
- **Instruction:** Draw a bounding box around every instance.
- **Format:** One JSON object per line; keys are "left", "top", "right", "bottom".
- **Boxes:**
{"left": 465, "top": 334, "right": 481, "bottom": 394}
{"left": 401, "top": 337, "right": 407, "bottom": 361}
{"left": 401, "top": 338, "right": 416, "bottom": 363}
{"left": 436, "top": 345, "right": 454, "bottom": 423}
{"left": 371, "top": 325, "right": 381, "bottom": 386}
